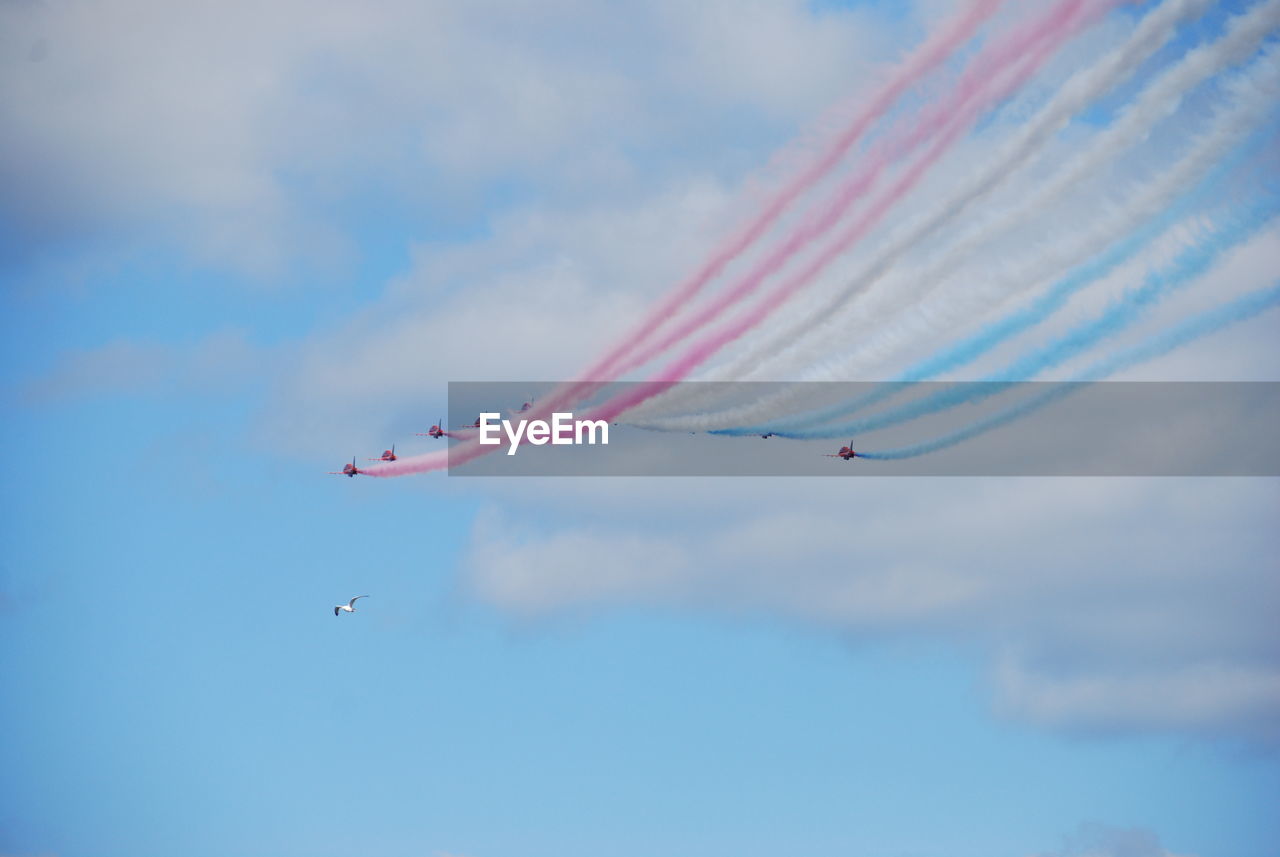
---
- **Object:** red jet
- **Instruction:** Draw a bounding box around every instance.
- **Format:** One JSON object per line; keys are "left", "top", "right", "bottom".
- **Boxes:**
{"left": 417, "top": 419, "right": 446, "bottom": 439}
{"left": 454, "top": 415, "right": 484, "bottom": 430}
{"left": 824, "top": 441, "right": 859, "bottom": 461}
{"left": 368, "top": 445, "right": 397, "bottom": 462}
{"left": 329, "top": 457, "right": 363, "bottom": 477}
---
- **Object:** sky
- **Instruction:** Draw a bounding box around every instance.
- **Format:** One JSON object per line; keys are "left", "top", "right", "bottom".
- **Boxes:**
{"left": 1, "top": 1, "right": 1278, "bottom": 856}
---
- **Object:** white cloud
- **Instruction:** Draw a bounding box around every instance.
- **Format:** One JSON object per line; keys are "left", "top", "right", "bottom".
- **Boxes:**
{"left": 461, "top": 476, "right": 1280, "bottom": 742}
{"left": 21, "top": 328, "right": 261, "bottom": 403}
{"left": 468, "top": 507, "right": 695, "bottom": 613}
{"left": 994, "top": 655, "right": 1280, "bottom": 737}
{"left": 0, "top": 0, "right": 902, "bottom": 277}
{"left": 252, "top": 174, "right": 760, "bottom": 454}
{"left": 1030, "top": 822, "right": 1196, "bottom": 857}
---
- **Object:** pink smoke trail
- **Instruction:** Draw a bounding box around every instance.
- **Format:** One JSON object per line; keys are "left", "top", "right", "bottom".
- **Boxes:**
{"left": 560, "top": 0, "right": 1005, "bottom": 391}
{"left": 363, "top": 0, "right": 1113, "bottom": 478}
{"left": 525, "top": 0, "right": 1063, "bottom": 428}
{"left": 381, "top": 0, "right": 1008, "bottom": 475}
{"left": 366, "top": 446, "right": 451, "bottom": 476}
{"left": 611, "top": 0, "right": 1096, "bottom": 380}
{"left": 586, "top": 0, "right": 1112, "bottom": 426}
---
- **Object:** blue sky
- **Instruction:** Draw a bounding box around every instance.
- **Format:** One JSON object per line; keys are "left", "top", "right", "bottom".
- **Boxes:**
{"left": 2, "top": 1, "right": 1279, "bottom": 856}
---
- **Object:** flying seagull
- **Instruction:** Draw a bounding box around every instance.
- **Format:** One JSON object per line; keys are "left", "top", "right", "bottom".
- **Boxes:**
{"left": 334, "top": 595, "right": 369, "bottom": 616}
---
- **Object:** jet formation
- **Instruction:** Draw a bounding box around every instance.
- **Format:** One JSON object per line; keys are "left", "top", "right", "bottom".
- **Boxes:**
{"left": 330, "top": 400, "right": 861, "bottom": 474}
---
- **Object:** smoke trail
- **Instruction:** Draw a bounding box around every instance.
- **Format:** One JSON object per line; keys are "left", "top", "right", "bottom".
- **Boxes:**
{"left": 857, "top": 278, "right": 1280, "bottom": 460}
{"left": 559, "top": 0, "right": 1005, "bottom": 387}
{"left": 608, "top": 0, "right": 1097, "bottom": 380}
{"left": 441, "top": 0, "right": 1106, "bottom": 450}
{"left": 433, "top": 0, "right": 1013, "bottom": 458}
{"left": 362, "top": 446, "right": 449, "bottom": 477}
{"left": 727, "top": 0, "right": 1278, "bottom": 389}
{"left": 356, "top": 2, "right": 1004, "bottom": 480}
{"left": 581, "top": 0, "right": 1109, "bottom": 427}
{"left": 631, "top": 0, "right": 1247, "bottom": 430}
{"left": 760, "top": 184, "right": 1280, "bottom": 440}
{"left": 989, "top": 199, "right": 1280, "bottom": 383}
{"left": 707, "top": 54, "right": 1280, "bottom": 436}
{"left": 359, "top": 2, "right": 1268, "bottom": 478}
{"left": 874, "top": 107, "right": 1277, "bottom": 387}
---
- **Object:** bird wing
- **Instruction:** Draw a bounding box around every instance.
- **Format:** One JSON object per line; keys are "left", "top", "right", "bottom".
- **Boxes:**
{"left": 334, "top": 606, "right": 341, "bottom": 616}
{"left": 348, "top": 595, "right": 369, "bottom": 607}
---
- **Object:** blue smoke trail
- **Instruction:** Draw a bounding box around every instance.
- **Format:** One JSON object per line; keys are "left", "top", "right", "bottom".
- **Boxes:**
{"left": 857, "top": 278, "right": 1280, "bottom": 460}
{"left": 722, "top": 121, "right": 1278, "bottom": 438}
{"left": 765, "top": 183, "right": 1280, "bottom": 440}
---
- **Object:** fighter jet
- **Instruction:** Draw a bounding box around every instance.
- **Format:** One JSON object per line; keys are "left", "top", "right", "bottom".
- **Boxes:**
{"left": 824, "top": 441, "right": 859, "bottom": 461}
{"left": 329, "top": 457, "right": 363, "bottom": 477}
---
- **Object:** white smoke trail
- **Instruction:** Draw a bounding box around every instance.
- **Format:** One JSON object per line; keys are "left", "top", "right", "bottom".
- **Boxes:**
{"left": 641, "top": 55, "right": 1278, "bottom": 432}
{"left": 761, "top": 0, "right": 1280, "bottom": 381}
{"left": 717, "top": 21, "right": 1280, "bottom": 438}
{"left": 629, "top": 0, "right": 1239, "bottom": 427}
{"left": 813, "top": 49, "right": 1279, "bottom": 377}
